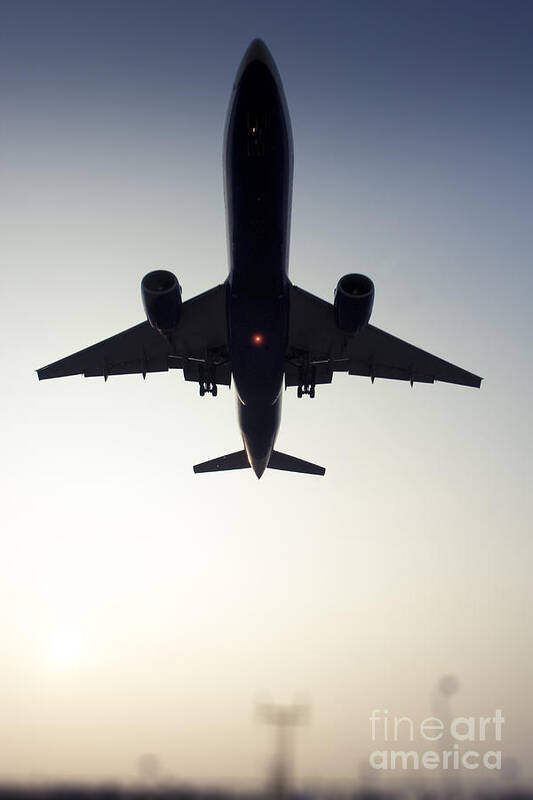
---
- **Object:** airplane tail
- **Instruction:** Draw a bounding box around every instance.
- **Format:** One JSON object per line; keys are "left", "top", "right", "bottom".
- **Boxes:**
{"left": 193, "top": 449, "right": 325, "bottom": 476}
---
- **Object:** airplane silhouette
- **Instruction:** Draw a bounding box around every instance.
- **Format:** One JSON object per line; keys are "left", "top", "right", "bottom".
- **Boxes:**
{"left": 37, "top": 39, "right": 482, "bottom": 478}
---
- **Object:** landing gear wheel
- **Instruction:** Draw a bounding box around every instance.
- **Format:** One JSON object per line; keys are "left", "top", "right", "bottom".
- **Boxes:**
{"left": 199, "top": 379, "right": 217, "bottom": 397}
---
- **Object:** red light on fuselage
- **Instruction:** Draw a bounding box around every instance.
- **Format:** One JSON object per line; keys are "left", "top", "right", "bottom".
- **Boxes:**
{"left": 251, "top": 332, "right": 264, "bottom": 346}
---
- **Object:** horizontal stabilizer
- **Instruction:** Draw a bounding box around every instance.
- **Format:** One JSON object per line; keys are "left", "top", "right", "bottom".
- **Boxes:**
{"left": 268, "top": 450, "right": 325, "bottom": 476}
{"left": 193, "top": 449, "right": 250, "bottom": 474}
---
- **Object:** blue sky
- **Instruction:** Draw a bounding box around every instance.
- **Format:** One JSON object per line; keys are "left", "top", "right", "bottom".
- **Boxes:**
{"left": 1, "top": 0, "right": 532, "bottom": 791}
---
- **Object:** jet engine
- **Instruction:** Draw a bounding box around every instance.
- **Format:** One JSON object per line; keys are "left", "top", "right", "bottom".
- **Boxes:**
{"left": 141, "top": 270, "right": 182, "bottom": 334}
{"left": 334, "top": 273, "right": 374, "bottom": 333}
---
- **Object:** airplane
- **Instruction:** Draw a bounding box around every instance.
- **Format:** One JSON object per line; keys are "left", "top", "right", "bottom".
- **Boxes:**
{"left": 37, "top": 39, "right": 482, "bottom": 479}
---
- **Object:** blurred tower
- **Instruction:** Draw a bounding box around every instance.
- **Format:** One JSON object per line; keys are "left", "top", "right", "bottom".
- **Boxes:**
{"left": 137, "top": 753, "right": 162, "bottom": 785}
{"left": 431, "top": 675, "right": 461, "bottom": 799}
{"left": 257, "top": 700, "right": 310, "bottom": 800}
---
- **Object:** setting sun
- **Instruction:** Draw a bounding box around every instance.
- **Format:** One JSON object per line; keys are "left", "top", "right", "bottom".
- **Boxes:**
{"left": 46, "top": 631, "right": 85, "bottom": 671}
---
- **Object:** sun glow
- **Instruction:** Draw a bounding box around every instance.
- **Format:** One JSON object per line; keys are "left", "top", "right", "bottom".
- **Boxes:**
{"left": 46, "top": 631, "right": 85, "bottom": 671}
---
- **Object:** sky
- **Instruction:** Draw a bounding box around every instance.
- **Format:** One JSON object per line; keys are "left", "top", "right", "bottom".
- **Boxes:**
{"left": 1, "top": 0, "right": 532, "bottom": 792}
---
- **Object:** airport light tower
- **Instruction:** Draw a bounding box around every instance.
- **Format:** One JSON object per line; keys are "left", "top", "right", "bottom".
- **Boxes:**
{"left": 257, "top": 701, "right": 309, "bottom": 800}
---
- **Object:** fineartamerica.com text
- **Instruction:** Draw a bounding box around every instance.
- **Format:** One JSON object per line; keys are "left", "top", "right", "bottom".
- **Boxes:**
{"left": 368, "top": 708, "right": 504, "bottom": 771}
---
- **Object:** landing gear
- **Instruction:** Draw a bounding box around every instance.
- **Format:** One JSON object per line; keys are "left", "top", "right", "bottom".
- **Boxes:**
{"left": 198, "top": 363, "right": 217, "bottom": 396}
{"left": 199, "top": 380, "right": 217, "bottom": 397}
{"left": 297, "top": 364, "right": 316, "bottom": 398}
{"left": 297, "top": 383, "right": 315, "bottom": 398}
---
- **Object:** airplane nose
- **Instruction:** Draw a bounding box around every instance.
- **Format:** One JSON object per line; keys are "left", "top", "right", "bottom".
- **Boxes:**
{"left": 243, "top": 38, "right": 271, "bottom": 66}
{"left": 236, "top": 38, "right": 277, "bottom": 80}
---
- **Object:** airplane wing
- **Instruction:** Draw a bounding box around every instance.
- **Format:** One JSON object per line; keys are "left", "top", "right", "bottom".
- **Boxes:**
{"left": 37, "top": 284, "right": 231, "bottom": 387}
{"left": 285, "top": 284, "right": 482, "bottom": 391}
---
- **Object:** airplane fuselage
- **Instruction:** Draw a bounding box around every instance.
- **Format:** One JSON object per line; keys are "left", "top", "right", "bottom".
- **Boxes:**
{"left": 224, "top": 41, "right": 294, "bottom": 477}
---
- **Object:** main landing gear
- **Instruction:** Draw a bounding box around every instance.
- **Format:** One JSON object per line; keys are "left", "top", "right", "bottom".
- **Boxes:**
{"left": 198, "top": 363, "right": 218, "bottom": 396}
{"left": 297, "top": 382, "right": 315, "bottom": 398}
{"left": 199, "top": 379, "right": 217, "bottom": 397}
{"left": 297, "top": 364, "right": 316, "bottom": 398}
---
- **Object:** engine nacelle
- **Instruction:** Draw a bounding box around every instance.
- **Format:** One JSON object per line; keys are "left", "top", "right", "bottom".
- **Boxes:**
{"left": 141, "top": 270, "right": 182, "bottom": 333}
{"left": 334, "top": 273, "right": 375, "bottom": 333}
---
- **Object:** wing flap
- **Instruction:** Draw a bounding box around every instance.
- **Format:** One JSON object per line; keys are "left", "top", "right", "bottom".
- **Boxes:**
{"left": 37, "top": 322, "right": 165, "bottom": 380}
{"left": 345, "top": 325, "right": 481, "bottom": 387}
